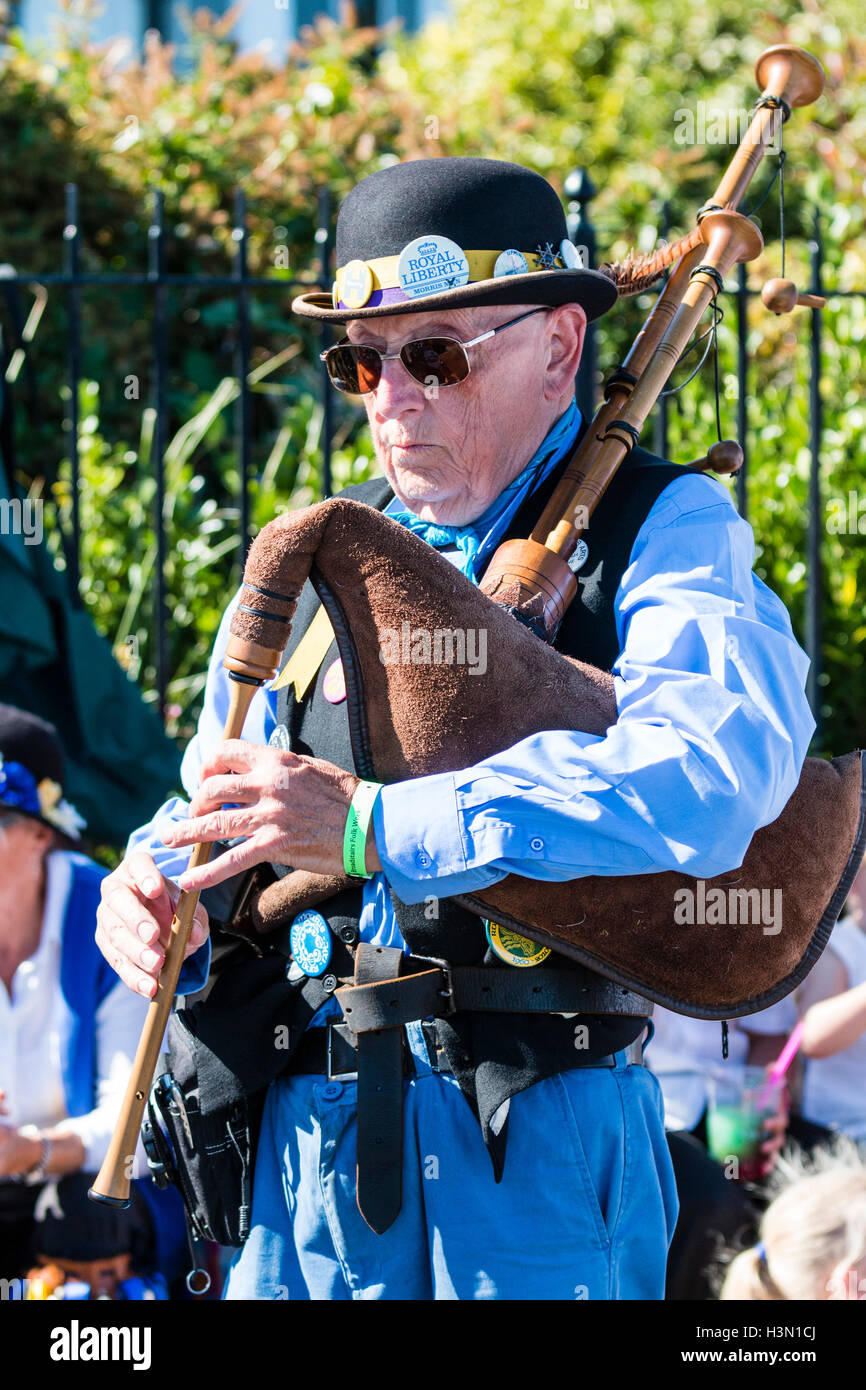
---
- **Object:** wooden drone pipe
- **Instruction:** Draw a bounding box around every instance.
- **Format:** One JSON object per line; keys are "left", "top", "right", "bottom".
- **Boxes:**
{"left": 482, "top": 211, "right": 764, "bottom": 632}
{"left": 530, "top": 45, "right": 824, "bottom": 567}
{"left": 687, "top": 440, "right": 744, "bottom": 475}
{"left": 762, "top": 277, "right": 826, "bottom": 314}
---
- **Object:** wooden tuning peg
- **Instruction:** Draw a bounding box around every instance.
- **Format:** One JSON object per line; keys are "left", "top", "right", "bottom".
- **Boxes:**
{"left": 762, "top": 277, "right": 826, "bottom": 314}
{"left": 687, "top": 440, "right": 743, "bottom": 475}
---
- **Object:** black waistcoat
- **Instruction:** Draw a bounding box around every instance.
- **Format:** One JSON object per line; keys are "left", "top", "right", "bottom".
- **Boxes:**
{"left": 270, "top": 427, "right": 686, "bottom": 1173}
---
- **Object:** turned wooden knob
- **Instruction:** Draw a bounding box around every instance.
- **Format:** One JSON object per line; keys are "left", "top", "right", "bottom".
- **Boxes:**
{"left": 688, "top": 440, "right": 743, "bottom": 475}
{"left": 762, "top": 277, "right": 825, "bottom": 314}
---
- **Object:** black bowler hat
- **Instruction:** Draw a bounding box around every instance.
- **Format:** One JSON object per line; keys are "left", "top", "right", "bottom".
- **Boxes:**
{"left": 292, "top": 157, "right": 618, "bottom": 323}
{"left": 0, "top": 703, "right": 85, "bottom": 846}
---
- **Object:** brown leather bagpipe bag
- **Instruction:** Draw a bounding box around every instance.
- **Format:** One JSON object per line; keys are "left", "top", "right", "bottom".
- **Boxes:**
{"left": 229, "top": 496, "right": 866, "bottom": 1021}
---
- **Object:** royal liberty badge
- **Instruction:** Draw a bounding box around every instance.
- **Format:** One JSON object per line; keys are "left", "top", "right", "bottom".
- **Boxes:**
{"left": 397, "top": 234, "right": 470, "bottom": 300}
{"left": 485, "top": 919, "right": 551, "bottom": 968}
{"left": 290, "top": 909, "right": 333, "bottom": 977}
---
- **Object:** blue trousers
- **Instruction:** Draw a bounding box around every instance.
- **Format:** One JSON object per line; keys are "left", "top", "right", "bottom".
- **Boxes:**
{"left": 223, "top": 1024, "right": 678, "bottom": 1300}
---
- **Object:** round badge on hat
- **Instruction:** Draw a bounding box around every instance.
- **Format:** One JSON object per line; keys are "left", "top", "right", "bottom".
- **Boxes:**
{"left": 493, "top": 248, "right": 529, "bottom": 278}
{"left": 290, "top": 910, "right": 333, "bottom": 977}
{"left": 340, "top": 259, "right": 374, "bottom": 310}
{"left": 559, "top": 238, "right": 584, "bottom": 269}
{"left": 485, "top": 919, "right": 551, "bottom": 968}
{"left": 397, "top": 234, "right": 470, "bottom": 300}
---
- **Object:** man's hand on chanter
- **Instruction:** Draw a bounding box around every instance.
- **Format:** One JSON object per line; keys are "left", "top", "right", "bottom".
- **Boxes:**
{"left": 95, "top": 850, "right": 210, "bottom": 998}
{"left": 161, "top": 739, "right": 383, "bottom": 893}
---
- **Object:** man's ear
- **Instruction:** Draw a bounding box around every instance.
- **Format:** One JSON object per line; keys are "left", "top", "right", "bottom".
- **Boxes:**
{"left": 542, "top": 304, "right": 587, "bottom": 401}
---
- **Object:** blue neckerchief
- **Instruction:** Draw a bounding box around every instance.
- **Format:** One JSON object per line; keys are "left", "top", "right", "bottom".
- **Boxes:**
{"left": 384, "top": 399, "right": 582, "bottom": 581}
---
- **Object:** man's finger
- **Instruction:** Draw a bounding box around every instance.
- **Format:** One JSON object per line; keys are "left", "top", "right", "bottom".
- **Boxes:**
{"left": 163, "top": 809, "right": 256, "bottom": 849}
{"left": 97, "top": 916, "right": 165, "bottom": 976}
{"left": 198, "top": 739, "right": 271, "bottom": 778}
{"left": 177, "top": 834, "right": 272, "bottom": 893}
{"left": 126, "top": 851, "right": 168, "bottom": 897}
{"left": 96, "top": 906, "right": 208, "bottom": 993}
{"left": 189, "top": 774, "right": 256, "bottom": 819}
{"left": 124, "top": 852, "right": 179, "bottom": 927}
{"left": 95, "top": 922, "right": 158, "bottom": 998}
{"left": 101, "top": 882, "right": 166, "bottom": 949}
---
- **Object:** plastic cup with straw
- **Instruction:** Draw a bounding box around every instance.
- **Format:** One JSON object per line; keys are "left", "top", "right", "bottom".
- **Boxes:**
{"left": 758, "top": 1020, "right": 805, "bottom": 1111}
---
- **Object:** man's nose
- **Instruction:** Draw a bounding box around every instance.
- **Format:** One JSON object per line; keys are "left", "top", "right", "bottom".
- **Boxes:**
{"left": 371, "top": 354, "right": 426, "bottom": 418}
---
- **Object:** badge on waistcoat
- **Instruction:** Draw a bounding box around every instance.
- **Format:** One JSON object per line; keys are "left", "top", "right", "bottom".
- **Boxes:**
{"left": 290, "top": 910, "right": 333, "bottom": 977}
{"left": 568, "top": 538, "right": 589, "bottom": 573}
{"left": 322, "top": 657, "right": 347, "bottom": 703}
{"left": 485, "top": 919, "right": 551, "bottom": 967}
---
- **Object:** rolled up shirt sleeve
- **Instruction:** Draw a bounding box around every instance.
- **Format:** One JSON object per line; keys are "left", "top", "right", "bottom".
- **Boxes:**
{"left": 374, "top": 472, "right": 816, "bottom": 904}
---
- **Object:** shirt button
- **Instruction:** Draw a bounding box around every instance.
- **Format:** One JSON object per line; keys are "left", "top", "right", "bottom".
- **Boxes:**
{"left": 416, "top": 845, "right": 432, "bottom": 869}
{"left": 321, "top": 1082, "right": 343, "bottom": 1101}
{"left": 530, "top": 837, "right": 545, "bottom": 852}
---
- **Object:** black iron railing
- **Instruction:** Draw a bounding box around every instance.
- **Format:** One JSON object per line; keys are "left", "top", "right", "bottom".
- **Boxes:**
{"left": 0, "top": 173, "right": 862, "bottom": 743}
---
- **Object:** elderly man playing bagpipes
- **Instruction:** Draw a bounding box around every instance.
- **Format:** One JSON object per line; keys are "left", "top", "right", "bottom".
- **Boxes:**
{"left": 92, "top": 48, "right": 866, "bottom": 1301}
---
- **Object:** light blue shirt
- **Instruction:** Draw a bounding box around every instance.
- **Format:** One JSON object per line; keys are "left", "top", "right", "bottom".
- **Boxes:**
{"left": 128, "top": 408, "right": 816, "bottom": 994}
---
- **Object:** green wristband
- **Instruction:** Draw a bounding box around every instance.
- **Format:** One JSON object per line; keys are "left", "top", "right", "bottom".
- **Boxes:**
{"left": 343, "top": 780, "right": 383, "bottom": 879}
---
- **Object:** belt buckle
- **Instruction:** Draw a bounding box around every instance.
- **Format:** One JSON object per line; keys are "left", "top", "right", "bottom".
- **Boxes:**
{"left": 327, "top": 1024, "right": 359, "bottom": 1082}
{"left": 437, "top": 961, "right": 458, "bottom": 1017}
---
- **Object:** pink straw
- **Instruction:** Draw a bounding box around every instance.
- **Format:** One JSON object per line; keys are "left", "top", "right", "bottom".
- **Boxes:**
{"left": 757, "top": 1020, "right": 805, "bottom": 1109}
{"left": 770, "top": 1020, "right": 805, "bottom": 1082}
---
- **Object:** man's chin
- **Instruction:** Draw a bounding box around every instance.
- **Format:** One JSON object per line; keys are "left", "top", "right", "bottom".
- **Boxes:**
{"left": 386, "top": 461, "right": 460, "bottom": 514}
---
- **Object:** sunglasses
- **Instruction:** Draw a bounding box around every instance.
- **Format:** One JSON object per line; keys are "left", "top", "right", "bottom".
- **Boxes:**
{"left": 319, "top": 306, "right": 551, "bottom": 395}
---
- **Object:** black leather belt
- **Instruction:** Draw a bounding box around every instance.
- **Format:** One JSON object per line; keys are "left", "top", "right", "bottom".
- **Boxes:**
{"left": 291, "top": 1019, "right": 647, "bottom": 1083}
{"left": 334, "top": 958, "right": 653, "bottom": 1030}
{"left": 289, "top": 944, "right": 651, "bottom": 1236}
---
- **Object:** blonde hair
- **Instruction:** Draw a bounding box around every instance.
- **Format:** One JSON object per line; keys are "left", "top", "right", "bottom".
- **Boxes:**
{"left": 719, "top": 1140, "right": 866, "bottom": 1300}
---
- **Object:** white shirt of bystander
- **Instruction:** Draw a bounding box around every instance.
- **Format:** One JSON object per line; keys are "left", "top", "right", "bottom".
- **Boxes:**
{"left": 0, "top": 850, "right": 150, "bottom": 1175}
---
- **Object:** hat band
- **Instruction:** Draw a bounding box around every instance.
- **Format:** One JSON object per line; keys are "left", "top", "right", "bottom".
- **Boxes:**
{"left": 333, "top": 246, "right": 570, "bottom": 312}
{"left": 0, "top": 753, "right": 85, "bottom": 839}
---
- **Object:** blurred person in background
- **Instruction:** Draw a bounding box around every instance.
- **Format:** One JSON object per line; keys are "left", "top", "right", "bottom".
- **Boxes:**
{"left": 795, "top": 853, "right": 866, "bottom": 1150}
{"left": 719, "top": 1141, "right": 866, "bottom": 1300}
{"left": 647, "top": 1003, "right": 793, "bottom": 1299}
{"left": 0, "top": 704, "right": 184, "bottom": 1295}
